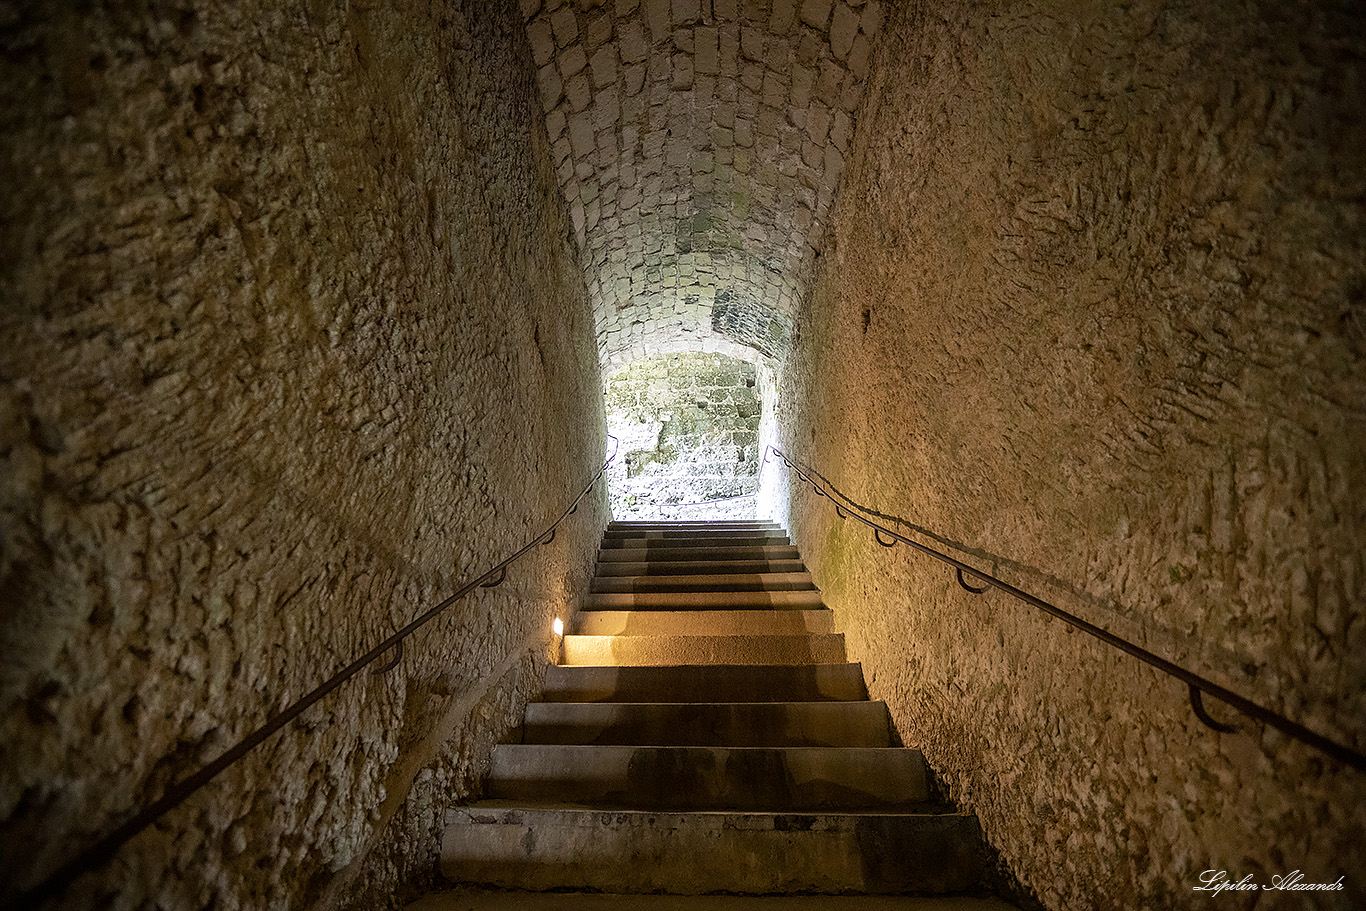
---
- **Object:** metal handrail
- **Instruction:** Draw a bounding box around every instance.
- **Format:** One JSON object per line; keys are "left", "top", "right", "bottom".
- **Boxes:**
{"left": 17, "top": 436, "right": 620, "bottom": 908}
{"left": 767, "top": 446, "right": 1366, "bottom": 772}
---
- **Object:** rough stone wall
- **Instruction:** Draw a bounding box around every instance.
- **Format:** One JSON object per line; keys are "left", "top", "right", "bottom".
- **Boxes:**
{"left": 0, "top": 2, "right": 606, "bottom": 910}
{"left": 777, "top": 2, "right": 1366, "bottom": 909}
{"left": 520, "top": 0, "right": 885, "bottom": 368}
{"left": 606, "top": 352, "right": 760, "bottom": 519}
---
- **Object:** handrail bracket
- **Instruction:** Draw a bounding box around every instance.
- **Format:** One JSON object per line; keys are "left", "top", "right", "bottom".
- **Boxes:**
{"left": 1189, "top": 685, "right": 1239, "bottom": 734}
{"left": 956, "top": 567, "right": 992, "bottom": 594}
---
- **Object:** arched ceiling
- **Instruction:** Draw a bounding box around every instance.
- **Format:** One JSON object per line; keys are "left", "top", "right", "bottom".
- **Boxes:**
{"left": 520, "top": 0, "right": 884, "bottom": 371}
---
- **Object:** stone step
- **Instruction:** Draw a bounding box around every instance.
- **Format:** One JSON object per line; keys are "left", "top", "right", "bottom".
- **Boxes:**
{"left": 516, "top": 701, "right": 892, "bottom": 747}
{"left": 485, "top": 745, "right": 929, "bottom": 810}
{"left": 573, "top": 609, "right": 835, "bottom": 637}
{"left": 562, "top": 633, "right": 846, "bottom": 666}
{"left": 597, "top": 544, "right": 801, "bottom": 563}
{"left": 441, "top": 805, "right": 984, "bottom": 895}
{"left": 601, "top": 534, "right": 791, "bottom": 545}
{"left": 412, "top": 890, "right": 1016, "bottom": 911}
{"left": 608, "top": 521, "right": 781, "bottom": 530}
{"left": 540, "top": 663, "right": 870, "bottom": 703}
{"left": 603, "top": 524, "right": 786, "bottom": 529}
{"left": 593, "top": 559, "right": 809, "bottom": 577}
{"left": 591, "top": 571, "right": 815, "bottom": 593}
{"left": 601, "top": 533, "right": 792, "bottom": 548}
{"left": 587, "top": 590, "right": 825, "bottom": 610}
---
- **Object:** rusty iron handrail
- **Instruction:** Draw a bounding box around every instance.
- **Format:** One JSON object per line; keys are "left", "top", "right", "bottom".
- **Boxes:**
{"left": 767, "top": 446, "right": 1366, "bottom": 773}
{"left": 17, "top": 435, "right": 620, "bottom": 909}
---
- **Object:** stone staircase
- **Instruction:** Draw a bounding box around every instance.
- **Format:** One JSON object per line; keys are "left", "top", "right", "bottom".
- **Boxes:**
{"left": 439, "top": 520, "right": 992, "bottom": 895}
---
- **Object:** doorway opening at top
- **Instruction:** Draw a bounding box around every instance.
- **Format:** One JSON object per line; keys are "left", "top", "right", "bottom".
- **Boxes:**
{"left": 604, "top": 351, "right": 777, "bottom": 521}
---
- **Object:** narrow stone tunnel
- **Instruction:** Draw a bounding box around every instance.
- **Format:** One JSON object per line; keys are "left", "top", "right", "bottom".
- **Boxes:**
{"left": 1, "top": 1, "right": 1364, "bottom": 910}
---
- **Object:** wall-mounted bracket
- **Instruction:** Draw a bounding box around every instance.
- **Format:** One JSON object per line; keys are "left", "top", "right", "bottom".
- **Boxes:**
{"left": 371, "top": 640, "right": 403, "bottom": 675}
{"left": 1189, "top": 685, "right": 1239, "bottom": 734}
{"left": 956, "top": 567, "right": 992, "bottom": 594}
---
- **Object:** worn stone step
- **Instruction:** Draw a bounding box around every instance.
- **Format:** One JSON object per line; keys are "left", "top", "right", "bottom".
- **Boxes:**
{"left": 608, "top": 521, "right": 781, "bottom": 530}
{"left": 411, "top": 890, "right": 1016, "bottom": 911}
{"left": 563, "top": 633, "right": 846, "bottom": 666}
{"left": 573, "top": 609, "right": 834, "bottom": 637}
{"left": 540, "top": 663, "right": 870, "bottom": 703}
{"left": 601, "top": 533, "right": 792, "bottom": 549}
{"left": 603, "top": 526, "right": 786, "bottom": 537}
{"left": 593, "top": 559, "right": 809, "bottom": 577}
{"left": 598, "top": 535, "right": 792, "bottom": 549}
{"left": 598, "top": 544, "right": 801, "bottom": 563}
{"left": 412, "top": 891, "right": 1016, "bottom": 910}
{"left": 441, "top": 805, "right": 985, "bottom": 895}
{"left": 587, "top": 590, "right": 825, "bottom": 610}
{"left": 516, "top": 701, "right": 892, "bottom": 747}
{"left": 591, "top": 571, "right": 815, "bottom": 593}
{"left": 485, "top": 745, "right": 928, "bottom": 810}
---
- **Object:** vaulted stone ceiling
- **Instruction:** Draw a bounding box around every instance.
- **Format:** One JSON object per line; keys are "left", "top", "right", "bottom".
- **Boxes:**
{"left": 520, "top": 0, "right": 884, "bottom": 370}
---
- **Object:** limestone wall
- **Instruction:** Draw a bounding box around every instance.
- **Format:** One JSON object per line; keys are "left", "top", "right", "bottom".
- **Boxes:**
{"left": 0, "top": 2, "right": 606, "bottom": 909}
{"left": 605, "top": 352, "right": 760, "bottom": 519}
{"left": 777, "top": 2, "right": 1366, "bottom": 908}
